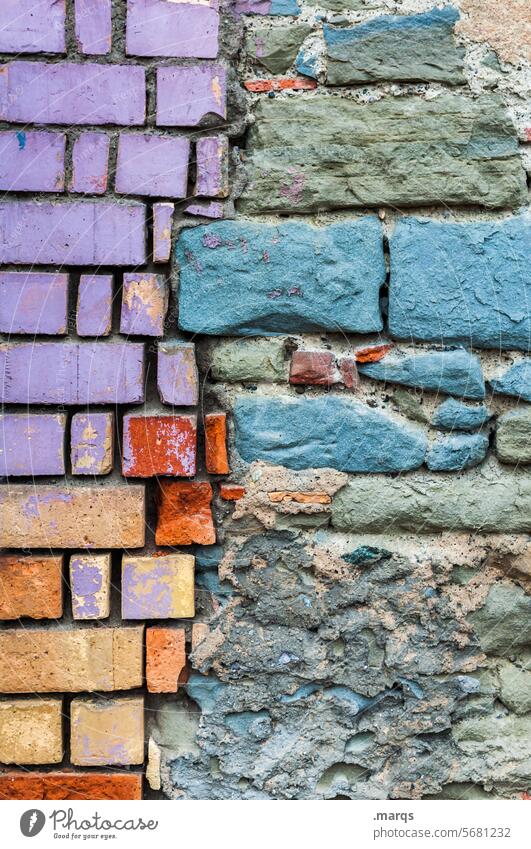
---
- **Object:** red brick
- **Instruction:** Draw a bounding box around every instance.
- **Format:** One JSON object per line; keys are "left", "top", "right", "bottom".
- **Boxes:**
{"left": 146, "top": 627, "right": 186, "bottom": 693}
{"left": 122, "top": 414, "right": 197, "bottom": 477}
{"left": 0, "top": 772, "right": 142, "bottom": 800}
{"left": 338, "top": 356, "right": 359, "bottom": 390}
{"left": 244, "top": 78, "right": 317, "bottom": 92}
{"left": 205, "top": 412, "right": 229, "bottom": 475}
{"left": 0, "top": 555, "right": 63, "bottom": 620}
{"left": 156, "top": 481, "right": 216, "bottom": 546}
{"left": 289, "top": 351, "right": 340, "bottom": 386}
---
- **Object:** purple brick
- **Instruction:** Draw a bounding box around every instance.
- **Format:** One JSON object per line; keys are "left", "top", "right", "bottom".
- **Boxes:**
{"left": 69, "top": 134, "right": 110, "bottom": 194}
{"left": 0, "top": 343, "right": 145, "bottom": 405}
{"left": 121, "top": 274, "right": 168, "bottom": 337}
{"left": 122, "top": 554, "right": 194, "bottom": 619}
{"left": 0, "top": 131, "right": 65, "bottom": 193}
{"left": 185, "top": 201, "right": 225, "bottom": 219}
{"left": 0, "top": 414, "right": 66, "bottom": 476}
{"left": 0, "top": 62, "right": 145, "bottom": 125}
{"left": 153, "top": 203, "right": 174, "bottom": 263}
{"left": 195, "top": 136, "right": 229, "bottom": 198}
{"left": 0, "top": 0, "right": 66, "bottom": 54}
{"left": 0, "top": 202, "right": 146, "bottom": 266}
{"left": 71, "top": 413, "right": 113, "bottom": 475}
{"left": 70, "top": 554, "right": 111, "bottom": 620}
{"left": 76, "top": 275, "right": 113, "bottom": 337}
{"left": 157, "top": 342, "right": 199, "bottom": 406}
{"left": 75, "top": 0, "right": 112, "bottom": 55}
{"left": 0, "top": 273, "right": 68, "bottom": 336}
{"left": 157, "top": 65, "right": 226, "bottom": 127}
{"left": 116, "top": 135, "right": 190, "bottom": 198}
{"left": 126, "top": 0, "right": 219, "bottom": 58}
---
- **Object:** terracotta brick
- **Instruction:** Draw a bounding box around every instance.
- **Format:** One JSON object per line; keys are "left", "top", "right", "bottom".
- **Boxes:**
{"left": 205, "top": 412, "right": 229, "bottom": 475}
{"left": 122, "top": 414, "right": 197, "bottom": 477}
{"left": 268, "top": 491, "right": 332, "bottom": 504}
{"left": 0, "top": 627, "right": 143, "bottom": 693}
{"left": 71, "top": 697, "right": 144, "bottom": 766}
{"left": 70, "top": 553, "right": 111, "bottom": 620}
{"left": 354, "top": 343, "right": 394, "bottom": 364}
{"left": 244, "top": 78, "right": 317, "bottom": 92}
{"left": 0, "top": 699, "right": 63, "bottom": 765}
{"left": 220, "top": 484, "right": 246, "bottom": 501}
{"left": 0, "top": 772, "right": 142, "bottom": 800}
{"left": 289, "top": 351, "right": 340, "bottom": 386}
{"left": 156, "top": 481, "right": 216, "bottom": 546}
{"left": 338, "top": 356, "right": 359, "bottom": 390}
{"left": 146, "top": 627, "right": 186, "bottom": 693}
{"left": 122, "top": 554, "right": 195, "bottom": 619}
{"left": 0, "top": 555, "right": 63, "bottom": 620}
{"left": 0, "top": 485, "right": 145, "bottom": 548}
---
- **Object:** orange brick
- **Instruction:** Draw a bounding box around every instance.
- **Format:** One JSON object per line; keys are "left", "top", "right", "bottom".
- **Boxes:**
{"left": 355, "top": 343, "right": 394, "bottom": 364}
{"left": 244, "top": 78, "right": 317, "bottom": 92}
{"left": 0, "top": 555, "right": 63, "bottom": 620}
{"left": 205, "top": 412, "right": 229, "bottom": 474}
{"left": 0, "top": 772, "right": 142, "bottom": 800}
{"left": 156, "top": 481, "right": 215, "bottom": 546}
{"left": 122, "top": 414, "right": 197, "bottom": 477}
{"left": 146, "top": 627, "right": 186, "bottom": 693}
{"left": 220, "top": 484, "right": 246, "bottom": 501}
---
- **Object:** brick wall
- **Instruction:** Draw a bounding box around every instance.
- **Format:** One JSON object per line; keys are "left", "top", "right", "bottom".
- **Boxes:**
{"left": 0, "top": 0, "right": 530, "bottom": 800}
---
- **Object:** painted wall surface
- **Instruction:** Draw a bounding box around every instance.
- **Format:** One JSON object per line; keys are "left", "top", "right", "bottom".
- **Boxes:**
{"left": 0, "top": 0, "right": 530, "bottom": 801}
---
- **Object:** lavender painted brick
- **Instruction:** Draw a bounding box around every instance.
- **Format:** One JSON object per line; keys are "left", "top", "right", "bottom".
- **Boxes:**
{"left": 0, "top": 62, "right": 145, "bottom": 125}
{"left": 75, "top": 0, "right": 112, "bottom": 55}
{"left": 0, "top": 414, "right": 66, "bottom": 477}
{"left": 0, "top": 0, "right": 66, "bottom": 54}
{"left": 195, "top": 136, "right": 229, "bottom": 198}
{"left": 116, "top": 135, "right": 190, "bottom": 198}
{"left": 185, "top": 201, "right": 225, "bottom": 219}
{"left": 157, "top": 342, "right": 199, "bottom": 406}
{"left": 0, "top": 132, "right": 65, "bottom": 193}
{"left": 0, "top": 342, "right": 145, "bottom": 405}
{"left": 71, "top": 413, "right": 113, "bottom": 475}
{"left": 0, "top": 202, "right": 146, "bottom": 266}
{"left": 0, "top": 273, "right": 68, "bottom": 335}
{"left": 122, "top": 554, "right": 195, "bottom": 619}
{"left": 69, "top": 134, "right": 110, "bottom": 194}
{"left": 157, "top": 66, "right": 226, "bottom": 127}
{"left": 126, "top": 0, "right": 219, "bottom": 58}
{"left": 77, "top": 275, "right": 113, "bottom": 337}
{"left": 153, "top": 203, "right": 174, "bottom": 263}
{"left": 121, "top": 274, "right": 168, "bottom": 337}
{"left": 70, "top": 554, "right": 111, "bottom": 620}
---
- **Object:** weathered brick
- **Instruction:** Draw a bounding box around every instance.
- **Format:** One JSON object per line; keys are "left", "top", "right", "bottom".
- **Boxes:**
{"left": 116, "top": 135, "right": 190, "bottom": 198}
{"left": 0, "top": 272, "right": 68, "bottom": 335}
{"left": 122, "top": 554, "right": 195, "bottom": 619}
{"left": 146, "top": 627, "right": 186, "bottom": 693}
{"left": 156, "top": 481, "right": 216, "bottom": 546}
{"left": 0, "top": 699, "right": 62, "bottom": 765}
{"left": 0, "top": 773, "right": 142, "bottom": 801}
{"left": 126, "top": 0, "right": 219, "bottom": 58}
{"left": 389, "top": 216, "right": 531, "bottom": 351}
{"left": 338, "top": 357, "right": 359, "bottom": 391}
{"left": 70, "top": 553, "right": 111, "bottom": 620}
{"left": 157, "top": 66, "right": 226, "bottom": 127}
{"left": 71, "top": 697, "right": 144, "bottom": 766}
{"left": 76, "top": 275, "right": 113, "bottom": 337}
{"left": 0, "top": 1, "right": 66, "bottom": 54}
{"left": 69, "top": 134, "right": 110, "bottom": 194}
{"left": 0, "top": 131, "right": 65, "bottom": 192}
{"left": 157, "top": 342, "right": 199, "bottom": 406}
{"left": 122, "top": 413, "right": 196, "bottom": 478}
{"left": 290, "top": 351, "right": 339, "bottom": 386}
{"left": 0, "top": 342, "right": 144, "bottom": 405}
{"left": 0, "top": 201, "right": 146, "bottom": 265}
{"left": 71, "top": 412, "right": 114, "bottom": 475}
{"left": 185, "top": 201, "right": 225, "bottom": 219}
{"left": 220, "top": 484, "right": 246, "bottom": 501}
{"left": 358, "top": 349, "right": 485, "bottom": 400}
{"left": 205, "top": 413, "right": 230, "bottom": 475}
{"left": 120, "top": 273, "right": 168, "bottom": 337}
{"left": 0, "top": 485, "right": 145, "bottom": 548}
{"left": 0, "top": 627, "right": 143, "bottom": 693}
{"left": 0, "top": 62, "right": 145, "bottom": 125}
{"left": 177, "top": 219, "right": 384, "bottom": 335}
{"left": 75, "top": 0, "right": 112, "bottom": 55}
{"left": 0, "top": 555, "right": 63, "bottom": 620}
{"left": 244, "top": 78, "right": 316, "bottom": 92}
{"left": 234, "top": 396, "right": 427, "bottom": 473}
{"left": 195, "top": 136, "right": 229, "bottom": 198}
{"left": 153, "top": 203, "right": 174, "bottom": 263}
{"left": 0, "top": 413, "right": 66, "bottom": 476}
{"left": 355, "top": 343, "right": 394, "bottom": 364}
